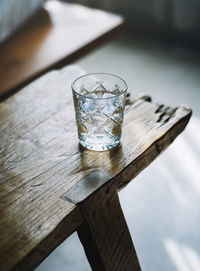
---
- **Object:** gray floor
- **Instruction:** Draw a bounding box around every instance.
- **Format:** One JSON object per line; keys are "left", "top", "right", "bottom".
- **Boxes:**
{"left": 35, "top": 34, "right": 200, "bottom": 271}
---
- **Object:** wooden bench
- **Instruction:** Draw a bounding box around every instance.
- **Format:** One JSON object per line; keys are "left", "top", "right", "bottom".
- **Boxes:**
{"left": 0, "top": 0, "right": 123, "bottom": 100}
{"left": 0, "top": 65, "right": 192, "bottom": 270}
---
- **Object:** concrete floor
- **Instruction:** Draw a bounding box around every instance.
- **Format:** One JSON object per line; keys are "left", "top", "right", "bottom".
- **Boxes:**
{"left": 35, "top": 34, "right": 200, "bottom": 271}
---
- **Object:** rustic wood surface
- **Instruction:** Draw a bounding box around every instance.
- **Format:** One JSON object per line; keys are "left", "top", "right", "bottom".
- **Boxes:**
{"left": 0, "top": 0, "right": 123, "bottom": 100}
{"left": 78, "top": 182, "right": 141, "bottom": 271}
{"left": 0, "top": 65, "right": 191, "bottom": 270}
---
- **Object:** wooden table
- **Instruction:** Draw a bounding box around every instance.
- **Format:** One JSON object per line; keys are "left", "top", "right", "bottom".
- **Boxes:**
{"left": 0, "top": 0, "right": 123, "bottom": 100}
{"left": 0, "top": 65, "right": 191, "bottom": 271}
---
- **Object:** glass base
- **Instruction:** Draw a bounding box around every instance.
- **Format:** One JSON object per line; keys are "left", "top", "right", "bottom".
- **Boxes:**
{"left": 79, "top": 133, "right": 120, "bottom": 151}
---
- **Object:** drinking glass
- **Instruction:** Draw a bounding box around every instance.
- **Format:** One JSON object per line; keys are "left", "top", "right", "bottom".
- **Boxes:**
{"left": 72, "top": 73, "right": 128, "bottom": 151}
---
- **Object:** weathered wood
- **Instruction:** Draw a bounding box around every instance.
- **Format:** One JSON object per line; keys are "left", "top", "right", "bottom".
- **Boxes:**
{"left": 0, "top": 65, "right": 192, "bottom": 270}
{"left": 77, "top": 182, "right": 141, "bottom": 271}
{"left": 62, "top": 170, "right": 112, "bottom": 204}
{"left": 12, "top": 208, "right": 83, "bottom": 271}
{"left": 0, "top": 66, "right": 85, "bottom": 271}
{"left": 0, "top": 0, "right": 123, "bottom": 100}
{"left": 113, "top": 101, "right": 192, "bottom": 191}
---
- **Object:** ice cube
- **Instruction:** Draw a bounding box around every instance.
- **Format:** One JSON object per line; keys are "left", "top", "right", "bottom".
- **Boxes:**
{"left": 80, "top": 85, "right": 89, "bottom": 96}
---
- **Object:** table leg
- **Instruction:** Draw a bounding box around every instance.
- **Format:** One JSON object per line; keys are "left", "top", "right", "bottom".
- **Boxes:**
{"left": 77, "top": 182, "right": 141, "bottom": 271}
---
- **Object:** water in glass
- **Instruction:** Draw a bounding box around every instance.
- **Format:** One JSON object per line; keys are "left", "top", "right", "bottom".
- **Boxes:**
{"left": 72, "top": 73, "right": 127, "bottom": 151}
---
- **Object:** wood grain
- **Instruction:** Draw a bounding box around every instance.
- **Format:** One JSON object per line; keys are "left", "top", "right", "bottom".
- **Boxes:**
{"left": 0, "top": 65, "right": 85, "bottom": 271}
{"left": 0, "top": 0, "right": 123, "bottom": 100}
{"left": 78, "top": 182, "right": 141, "bottom": 271}
{"left": 0, "top": 65, "right": 191, "bottom": 270}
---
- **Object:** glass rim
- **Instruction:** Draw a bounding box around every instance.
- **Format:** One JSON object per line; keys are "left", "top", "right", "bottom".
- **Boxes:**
{"left": 71, "top": 72, "right": 128, "bottom": 100}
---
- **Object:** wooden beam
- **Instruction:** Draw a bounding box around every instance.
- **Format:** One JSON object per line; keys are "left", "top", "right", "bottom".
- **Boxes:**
{"left": 78, "top": 182, "right": 141, "bottom": 271}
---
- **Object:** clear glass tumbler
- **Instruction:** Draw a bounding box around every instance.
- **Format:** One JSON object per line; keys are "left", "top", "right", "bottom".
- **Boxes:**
{"left": 72, "top": 73, "right": 128, "bottom": 151}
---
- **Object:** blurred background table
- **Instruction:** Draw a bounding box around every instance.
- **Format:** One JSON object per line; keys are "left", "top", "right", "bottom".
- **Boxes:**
{"left": 0, "top": 0, "right": 123, "bottom": 100}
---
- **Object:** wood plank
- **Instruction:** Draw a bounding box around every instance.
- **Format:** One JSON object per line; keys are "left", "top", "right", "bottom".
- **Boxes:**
{"left": 113, "top": 101, "right": 192, "bottom": 191}
{"left": 0, "top": 0, "right": 123, "bottom": 100}
{"left": 12, "top": 208, "right": 83, "bottom": 271}
{"left": 0, "top": 65, "right": 191, "bottom": 270}
{"left": 78, "top": 182, "right": 141, "bottom": 271}
{"left": 0, "top": 66, "right": 85, "bottom": 271}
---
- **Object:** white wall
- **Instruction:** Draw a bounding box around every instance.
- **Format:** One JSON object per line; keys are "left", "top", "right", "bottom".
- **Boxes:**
{"left": 0, "top": 0, "right": 43, "bottom": 43}
{"left": 70, "top": 0, "right": 200, "bottom": 32}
